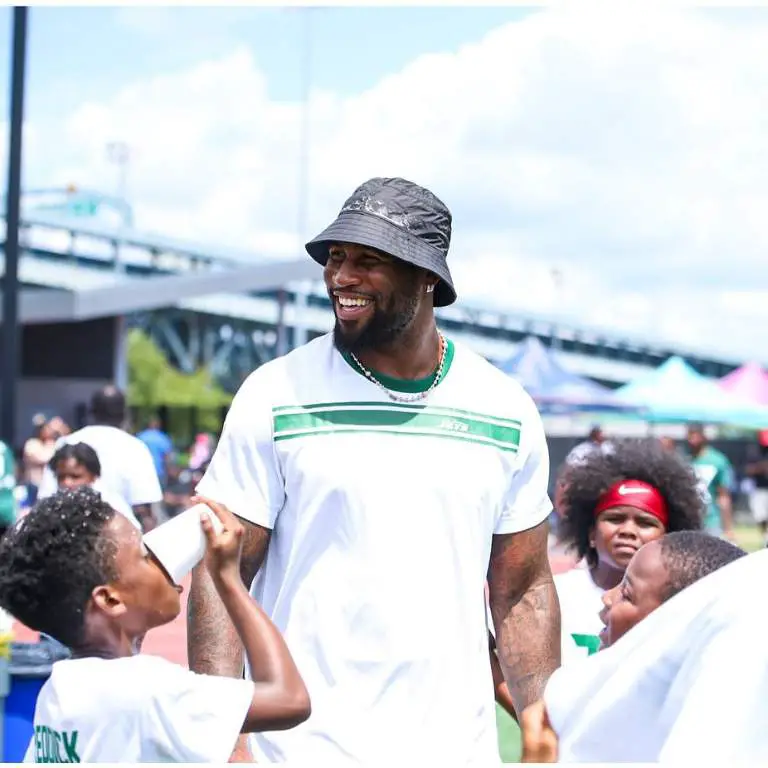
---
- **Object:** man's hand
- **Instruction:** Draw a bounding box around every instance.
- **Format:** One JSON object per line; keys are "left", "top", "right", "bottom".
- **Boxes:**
{"left": 521, "top": 699, "right": 558, "bottom": 763}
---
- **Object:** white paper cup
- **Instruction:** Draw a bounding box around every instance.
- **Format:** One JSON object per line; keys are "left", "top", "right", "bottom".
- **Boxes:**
{"left": 143, "top": 503, "right": 224, "bottom": 585}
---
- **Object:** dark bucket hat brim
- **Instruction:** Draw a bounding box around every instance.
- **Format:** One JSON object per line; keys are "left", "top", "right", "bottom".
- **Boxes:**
{"left": 305, "top": 210, "right": 457, "bottom": 307}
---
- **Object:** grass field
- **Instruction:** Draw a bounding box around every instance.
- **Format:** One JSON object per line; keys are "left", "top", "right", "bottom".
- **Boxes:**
{"left": 494, "top": 523, "right": 764, "bottom": 762}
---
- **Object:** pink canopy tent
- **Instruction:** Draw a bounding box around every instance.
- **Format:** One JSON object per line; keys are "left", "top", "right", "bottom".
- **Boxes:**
{"left": 718, "top": 362, "right": 768, "bottom": 406}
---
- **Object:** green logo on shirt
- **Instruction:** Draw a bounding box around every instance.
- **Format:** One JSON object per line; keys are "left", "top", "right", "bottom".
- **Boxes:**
{"left": 33, "top": 725, "right": 80, "bottom": 763}
{"left": 572, "top": 633, "right": 601, "bottom": 655}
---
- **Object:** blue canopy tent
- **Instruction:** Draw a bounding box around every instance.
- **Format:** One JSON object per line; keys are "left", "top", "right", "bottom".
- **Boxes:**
{"left": 496, "top": 336, "right": 641, "bottom": 414}
{"left": 613, "top": 356, "right": 768, "bottom": 427}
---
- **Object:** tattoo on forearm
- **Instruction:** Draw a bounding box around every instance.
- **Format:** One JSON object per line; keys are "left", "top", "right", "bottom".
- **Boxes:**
{"left": 494, "top": 579, "right": 560, "bottom": 713}
{"left": 187, "top": 523, "right": 271, "bottom": 677}
{"left": 488, "top": 524, "right": 562, "bottom": 715}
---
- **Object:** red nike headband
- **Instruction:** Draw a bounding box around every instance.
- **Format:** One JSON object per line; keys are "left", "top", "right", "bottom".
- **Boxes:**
{"left": 594, "top": 479, "right": 669, "bottom": 527}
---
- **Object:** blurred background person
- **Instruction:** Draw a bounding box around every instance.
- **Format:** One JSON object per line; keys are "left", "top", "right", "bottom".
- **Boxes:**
{"left": 22, "top": 414, "right": 56, "bottom": 506}
{"left": 745, "top": 429, "right": 768, "bottom": 546}
{"left": 137, "top": 415, "right": 174, "bottom": 489}
{"left": 685, "top": 423, "right": 735, "bottom": 540}
{"left": 48, "top": 442, "right": 141, "bottom": 530}
{"left": 38, "top": 385, "right": 161, "bottom": 532}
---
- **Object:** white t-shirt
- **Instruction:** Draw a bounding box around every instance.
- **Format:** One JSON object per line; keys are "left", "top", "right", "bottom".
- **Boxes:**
{"left": 92, "top": 481, "right": 142, "bottom": 530}
{"left": 37, "top": 425, "right": 163, "bottom": 510}
{"left": 197, "top": 333, "right": 553, "bottom": 764}
{"left": 23, "top": 655, "right": 253, "bottom": 763}
{"left": 554, "top": 566, "right": 605, "bottom": 663}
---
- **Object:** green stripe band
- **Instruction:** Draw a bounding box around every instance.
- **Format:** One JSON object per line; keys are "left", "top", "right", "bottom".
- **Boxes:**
{"left": 272, "top": 406, "right": 521, "bottom": 451}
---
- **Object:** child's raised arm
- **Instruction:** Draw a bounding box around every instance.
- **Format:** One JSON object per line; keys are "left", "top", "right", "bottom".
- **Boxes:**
{"left": 198, "top": 497, "right": 311, "bottom": 732}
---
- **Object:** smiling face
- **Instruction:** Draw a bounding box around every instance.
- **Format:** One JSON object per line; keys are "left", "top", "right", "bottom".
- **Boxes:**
{"left": 598, "top": 540, "right": 669, "bottom": 648}
{"left": 593, "top": 504, "right": 667, "bottom": 570}
{"left": 324, "top": 242, "right": 435, "bottom": 354}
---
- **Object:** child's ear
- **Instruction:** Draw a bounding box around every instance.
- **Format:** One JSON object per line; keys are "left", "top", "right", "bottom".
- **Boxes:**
{"left": 92, "top": 585, "right": 127, "bottom": 618}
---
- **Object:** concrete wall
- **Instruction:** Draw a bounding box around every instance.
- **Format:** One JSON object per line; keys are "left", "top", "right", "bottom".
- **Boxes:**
{"left": 1, "top": 316, "right": 122, "bottom": 450}
{"left": 14, "top": 377, "right": 111, "bottom": 444}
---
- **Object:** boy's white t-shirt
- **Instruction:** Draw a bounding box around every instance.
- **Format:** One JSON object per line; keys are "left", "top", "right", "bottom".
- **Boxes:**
{"left": 23, "top": 655, "right": 253, "bottom": 763}
{"left": 554, "top": 565, "right": 605, "bottom": 663}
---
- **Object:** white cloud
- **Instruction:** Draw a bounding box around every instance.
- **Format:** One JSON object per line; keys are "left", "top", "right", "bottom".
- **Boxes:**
{"left": 16, "top": 4, "right": 768, "bottom": 362}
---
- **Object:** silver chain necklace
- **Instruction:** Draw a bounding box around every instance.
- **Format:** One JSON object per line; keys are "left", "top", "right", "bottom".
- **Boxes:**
{"left": 350, "top": 333, "right": 447, "bottom": 403}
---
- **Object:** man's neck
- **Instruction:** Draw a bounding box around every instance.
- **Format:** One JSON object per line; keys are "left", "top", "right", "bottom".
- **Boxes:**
{"left": 353, "top": 323, "right": 441, "bottom": 381}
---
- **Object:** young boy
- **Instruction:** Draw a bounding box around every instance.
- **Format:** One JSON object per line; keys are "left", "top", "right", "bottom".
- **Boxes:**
{"left": 0, "top": 486, "right": 310, "bottom": 763}
{"left": 598, "top": 530, "right": 746, "bottom": 649}
{"left": 520, "top": 530, "right": 746, "bottom": 762}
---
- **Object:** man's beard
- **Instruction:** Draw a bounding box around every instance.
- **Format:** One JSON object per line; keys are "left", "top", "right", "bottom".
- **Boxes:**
{"left": 333, "top": 291, "right": 420, "bottom": 356}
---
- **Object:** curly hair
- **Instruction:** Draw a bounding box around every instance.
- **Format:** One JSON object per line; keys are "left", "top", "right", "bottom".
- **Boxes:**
{"left": 660, "top": 531, "right": 746, "bottom": 602}
{"left": 0, "top": 487, "right": 118, "bottom": 648}
{"left": 559, "top": 438, "right": 704, "bottom": 567}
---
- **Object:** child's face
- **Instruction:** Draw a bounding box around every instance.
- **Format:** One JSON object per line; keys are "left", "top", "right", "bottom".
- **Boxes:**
{"left": 55, "top": 458, "right": 97, "bottom": 490}
{"left": 103, "top": 514, "right": 182, "bottom": 636}
{"left": 598, "top": 540, "right": 669, "bottom": 649}
{"left": 592, "top": 505, "right": 666, "bottom": 571}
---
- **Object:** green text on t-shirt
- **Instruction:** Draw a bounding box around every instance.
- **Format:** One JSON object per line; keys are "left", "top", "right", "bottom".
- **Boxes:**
{"left": 33, "top": 725, "right": 80, "bottom": 763}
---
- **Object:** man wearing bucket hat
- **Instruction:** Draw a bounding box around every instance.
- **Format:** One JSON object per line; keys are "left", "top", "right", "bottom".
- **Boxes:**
{"left": 189, "top": 177, "right": 560, "bottom": 763}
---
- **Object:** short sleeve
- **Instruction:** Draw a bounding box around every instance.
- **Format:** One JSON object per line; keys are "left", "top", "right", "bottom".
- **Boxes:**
{"left": 494, "top": 393, "right": 553, "bottom": 535}
{"left": 196, "top": 368, "right": 286, "bottom": 529}
{"left": 127, "top": 440, "right": 163, "bottom": 506}
{"left": 141, "top": 659, "right": 255, "bottom": 763}
{"left": 716, "top": 455, "right": 735, "bottom": 492}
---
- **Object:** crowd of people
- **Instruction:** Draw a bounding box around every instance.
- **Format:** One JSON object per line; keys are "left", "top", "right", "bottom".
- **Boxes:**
{"left": 0, "top": 176, "right": 765, "bottom": 763}
{"left": 0, "top": 393, "right": 218, "bottom": 537}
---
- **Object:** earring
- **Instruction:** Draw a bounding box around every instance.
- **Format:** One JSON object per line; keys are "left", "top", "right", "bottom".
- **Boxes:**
{"left": 425, "top": 284, "right": 435, "bottom": 293}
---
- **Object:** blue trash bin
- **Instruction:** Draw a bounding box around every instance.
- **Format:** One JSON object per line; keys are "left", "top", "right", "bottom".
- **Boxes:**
{"left": 3, "top": 637, "right": 70, "bottom": 762}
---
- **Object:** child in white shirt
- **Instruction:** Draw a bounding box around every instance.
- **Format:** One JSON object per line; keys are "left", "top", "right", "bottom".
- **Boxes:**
{"left": 0, "top": 486, "right": 310, "bottom": 763}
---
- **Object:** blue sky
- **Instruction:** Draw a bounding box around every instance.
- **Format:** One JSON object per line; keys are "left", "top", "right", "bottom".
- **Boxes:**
{"left": 1, "top": 6, "right": 768, "bottom": 360}
{"left": 0, "top": 7, "right": 538, "bottom": 121}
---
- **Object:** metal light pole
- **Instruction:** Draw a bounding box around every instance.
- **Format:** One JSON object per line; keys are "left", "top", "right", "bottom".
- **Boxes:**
{"left": 278, "top": 7, "right": 316, "bottom": 355}
{"left": 291, "top": 6, "right": 314, "bottom": 349}
{"left": 106, "top": 141, "right": 131, "bottom": 204}
{"left": 106, "top": 141, "right": 130, "bottom": 273}
{"left": 1, "top": 6, "right": 29, "bottom": 449}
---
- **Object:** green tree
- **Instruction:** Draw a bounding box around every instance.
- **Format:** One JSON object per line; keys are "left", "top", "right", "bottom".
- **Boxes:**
{"left": 126, "top": 329, "right": 232, "bottom": 438}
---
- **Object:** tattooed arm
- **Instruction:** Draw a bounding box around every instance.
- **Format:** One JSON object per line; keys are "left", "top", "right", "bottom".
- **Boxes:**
{"left": 187, "top": 519, "right": 272, "bottom": 676}
{"left": 488, "top": 519, "right": 561, "bottom": 717}
{"left": 188, "top": 519, "right": 272, "bottom": 762}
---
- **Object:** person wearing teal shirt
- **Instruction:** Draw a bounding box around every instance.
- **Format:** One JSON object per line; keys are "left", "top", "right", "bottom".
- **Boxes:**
{"left": 685, "top": 423, "right": 734, "bottom": 539}
{"left": 0, "top": 440, "right": 17, "bottom": 537}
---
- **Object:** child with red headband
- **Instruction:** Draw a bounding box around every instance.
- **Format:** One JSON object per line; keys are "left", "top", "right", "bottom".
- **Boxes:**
{"left": 555, "top": 438, "right": 703, "bottom": 663}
